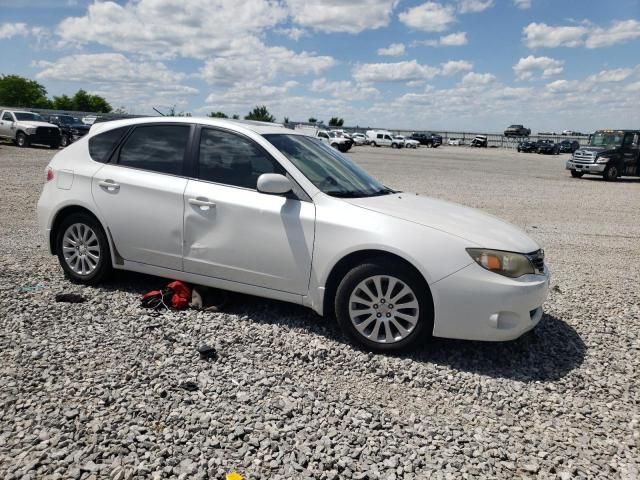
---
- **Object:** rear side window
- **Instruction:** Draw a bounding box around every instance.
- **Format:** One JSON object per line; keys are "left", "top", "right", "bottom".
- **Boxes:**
{"left": 117, "top": 125, "right": 190, "bottom": 175}
{"left": 88, "top": 127, "right": 129, "bottom": 163}
{"left": 197, "top": 128, "right": 284, "bottom": 189}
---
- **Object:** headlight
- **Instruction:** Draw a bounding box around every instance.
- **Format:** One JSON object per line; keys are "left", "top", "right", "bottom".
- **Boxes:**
{"left": 466, "top": 248, "right": 535, "bottom": 278}
{"left": 595, "top": 155, "right": 608, "bottom": 164}
{"left": 25, "top": 127, "right": 37, "bottom": 134}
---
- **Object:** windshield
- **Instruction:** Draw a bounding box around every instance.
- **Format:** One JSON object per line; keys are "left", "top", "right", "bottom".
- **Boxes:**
{"left": 590, "top": 131, "right": 623, "bottom": 147}
{"left": 264, "top": 134, "right": 393, "bottom": 198}
{"left": 14, "top": 112, "right": 44, "bottom": 122}
{"left": 58, "top": 115, "right": 75, "bottom": 124}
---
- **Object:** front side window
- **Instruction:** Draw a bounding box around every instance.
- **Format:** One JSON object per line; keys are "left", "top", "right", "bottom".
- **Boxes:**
{"left": 14, "top": 112, "right": 44, "bottom": 122}
{"left": 265, "top": 134, "right": 391, "bottom": 198}
{"left": 2, "top": 112, "right": 13, "bottom": 121}
{"left": 88, "top": 126, "right": 129, "bottom": 163}
{"left": 118, "top": 125, "right": 190, "bottom": 175}
{"left": 198, "top": 128, "right": 284, "bottom": 189}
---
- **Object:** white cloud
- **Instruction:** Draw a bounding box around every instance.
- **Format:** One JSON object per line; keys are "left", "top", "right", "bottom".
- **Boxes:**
{"left": 399, "top": 2, "right": 456, "bottom": 32}
{"left": 286, "top": 0, "right": 398, "bottom": 34}
{"left": 513, "top": 55, "right": 564, "bottom": 80}
{"left": 199, "top": 43, "right": 335, "bottom": 86}
{"left": 377, "top": 42, "right": 406, "bottom": 56}
{"left": 545, "top": 79, "right": 577, "bottom": 93}
{"left": 35, "top": 53, "right": 198, "bottom": 111}
{"left": 524, "top": 19, "right": 640, "bottom": 49}
{"left": 275, "top": 27, "right": 308, "bottom": 41}
{"left": 457, "top": 0, "right": 493, "bottom": 14}
{"left": 460, "top": 72, "right": 496, "bottom": 85}
{"left": 586, "top": 19, "right": 640, "bottom": 48}
{"left": 353, "top": 60, "right": 440, "bottom": 83}
{"left": 587, "top": 68, "right": 633, "bottom": 83}
{"left": 310, "top": 78, "right": 380, "bottom": 99}
{"left": 523, "top": 22, "right": 587, "bottom": 48}
{"left": 513, "top": 0, "right": 531, "bottom": 9}
{"left": 412, "top": 31, "right": 467, "bottom": 47}
{"left": 441, "top": 60, "right": 473, "bottom": 76}
{"left": 0, "top": 22, "right": 30, "bottom": 39}
{"left": 57, "top": 0, "right": 289, "bottom": 59}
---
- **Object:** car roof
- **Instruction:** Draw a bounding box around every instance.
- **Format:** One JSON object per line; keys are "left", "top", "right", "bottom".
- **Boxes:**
{"left": 89, "top": 116, "right": 298, "bottom": 137}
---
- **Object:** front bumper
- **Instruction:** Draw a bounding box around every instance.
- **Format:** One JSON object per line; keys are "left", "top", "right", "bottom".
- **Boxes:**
{"left": 566, "top": 160, "right": 606, "bottom": 173}
{"left": 431, "top": 262, "right": 550, "bottom": 341}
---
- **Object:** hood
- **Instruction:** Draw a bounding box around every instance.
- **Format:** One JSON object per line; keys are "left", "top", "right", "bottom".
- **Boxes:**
{"left": 576, "top": 146, "right": 615, "bottom": 155}
{"left": 345, "top": 193, "right": 539, "bottom": 253}
{"left": 20, "top": 121, "right": 59, "bottom": 129}
{"left": 69, "top": 123, "right": 90, "bottom": 130}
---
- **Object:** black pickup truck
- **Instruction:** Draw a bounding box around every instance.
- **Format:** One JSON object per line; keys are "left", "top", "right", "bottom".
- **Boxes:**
{"left": 47, "top": 114, "right": 90, "bottom": 147}
{"left": 566, "top": 130, "right": 640, "bottom": 181}
{"left": 409, "top": 132, "right": 442, "bottom": 148}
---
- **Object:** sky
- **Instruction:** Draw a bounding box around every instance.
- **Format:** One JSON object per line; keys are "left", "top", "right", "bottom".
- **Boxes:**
{"left": 1, "top": 0, "right": 640, "bottom": 132}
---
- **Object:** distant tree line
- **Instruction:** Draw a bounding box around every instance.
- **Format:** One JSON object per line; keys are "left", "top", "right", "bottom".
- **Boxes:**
{"left": 0, "top": 74, "right": 113, "bottom": 113}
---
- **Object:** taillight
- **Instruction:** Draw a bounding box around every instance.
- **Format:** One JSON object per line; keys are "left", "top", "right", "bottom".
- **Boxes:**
{"left": 45, "top": 167, "right": 54, "bottom": 182}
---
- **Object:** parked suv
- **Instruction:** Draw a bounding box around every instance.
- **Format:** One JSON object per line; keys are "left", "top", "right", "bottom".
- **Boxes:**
{"left": 504, "top": 125, "right": 531, "bottom": 137}
{"left": 0, "top": 110, "right": 60, "bottom": 148}
{"left": 517, "top": 140, "right": 537, "bottom": 153}
{"left": 47, "top": 114, "right": 91, "bottom": 147}
{"left": 558, "top": 140, "right": 580, "bottom": 153}
{"left": 409, "top": 132, "right": 442, "bottom": 148}
{"left": 536, "top": 140, "right": 559, "bottom": 155}
{"left": 37, "top": 117, "right": 549, "bottom": 352}
{"left": 566, "top": 129, "right": 640, "bottom": 181}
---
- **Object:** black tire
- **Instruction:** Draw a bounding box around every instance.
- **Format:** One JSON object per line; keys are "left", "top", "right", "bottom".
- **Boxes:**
{"left": 60, "top": 135, "right": 69, "bottom": 147}
{"left": 335, "top": 259, "right": 433, "bottom": 353}
{"left": 55, "top": 212, "right": 112, "bottom": 285}
{"left": 604, "top": 165, "right": 618, "bottom": 181}
{"left": 330, "top": 143, "right": 339, "bottom": 150}
{"left": 517, "top": 147, "right": 521, "bottom": 152}
{"left": 16, "top": 132, "right": 29, "bottom": 148}
{"left": 371, "top": 141, "right": 377, "bottom": 147}
{"left": 570, "top": 170, "right": 583, "bottom": 178}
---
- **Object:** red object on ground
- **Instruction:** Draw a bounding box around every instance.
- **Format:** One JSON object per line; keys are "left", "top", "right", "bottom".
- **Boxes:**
{"left": 166, "top": 280, "right": 191, "bottom": 309}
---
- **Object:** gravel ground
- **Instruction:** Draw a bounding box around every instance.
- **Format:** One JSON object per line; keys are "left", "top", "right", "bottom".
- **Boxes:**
{"left": 0, "top": 142, "right": 638, "bottom": 479}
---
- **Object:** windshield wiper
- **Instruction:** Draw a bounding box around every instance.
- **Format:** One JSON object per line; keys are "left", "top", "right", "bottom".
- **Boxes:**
{"left": 327, "top": 187, "right": 398, "bottom": 198}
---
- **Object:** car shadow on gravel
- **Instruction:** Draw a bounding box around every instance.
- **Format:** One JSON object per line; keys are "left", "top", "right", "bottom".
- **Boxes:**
{"left": 100, "top": 272, "right": 585, "bottom": 382}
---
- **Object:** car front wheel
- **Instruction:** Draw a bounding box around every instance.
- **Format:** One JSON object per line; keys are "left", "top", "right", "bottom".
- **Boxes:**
{"left": 60, "top": 135, "right": 69, "bottom": 147}
{"left": 16, "top": 132, "right": 28, "bottom": 148}
{"left": 55, "top": 213, "right": 112, "bottom": 284}
{"left": 604, "top": 165, "right": 618, "bottom": 181}
{"left": 335, "top": 260, "right": 433, "bottom": 352}
{"left": 570, "top": 170, "right": 583, "bottom": 178}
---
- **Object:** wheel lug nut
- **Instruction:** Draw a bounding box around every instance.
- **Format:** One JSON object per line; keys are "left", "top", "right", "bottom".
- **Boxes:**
{"left": 376, "top": 313, "right": 381, "bottom": 318}
{"left": 380, "top": 299, "right": 386, "bottom": 304}
{"left": 389, "top": 304, "right": 394, "bottom": 309}
{"left": 373, "top": 304, "right": 378, "bottom": 309}
{"left": 386, "top": 313, "right": 391, "bottom": 318}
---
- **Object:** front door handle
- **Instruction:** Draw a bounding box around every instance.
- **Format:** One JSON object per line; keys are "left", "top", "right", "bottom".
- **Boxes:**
{"left": 188, "top": 197, "right": 216, "bottom": 209}
{"left": 98, "top": 179, "right": 120, "bottom": 192}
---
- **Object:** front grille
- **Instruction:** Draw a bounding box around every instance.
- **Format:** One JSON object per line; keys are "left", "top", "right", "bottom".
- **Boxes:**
{"left": 35, "top": 127, "right": 60, "bottom": 142}
{"left": 526, "top": 249, "right": 545, "bottom": 274}
{"left": 573, "top": 150, "right": 595, "bottom": 164}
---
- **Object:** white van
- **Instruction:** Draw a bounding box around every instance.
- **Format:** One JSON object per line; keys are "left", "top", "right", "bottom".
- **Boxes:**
{"left": 365, "top": 130, "right": 404, "bottom": 148}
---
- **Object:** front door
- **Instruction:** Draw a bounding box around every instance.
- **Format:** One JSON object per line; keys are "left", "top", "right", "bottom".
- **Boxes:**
{"left": 622, "top": 132, "right": 640, "bottom": 176}
{"left": 0, "top": 111, "right": 15, "bottom": 138}
{"left": 183, "top": 127, "right": 315, "bottom": 294}
{"left": 92, "top": 123, "right": 191, "bottom": 270}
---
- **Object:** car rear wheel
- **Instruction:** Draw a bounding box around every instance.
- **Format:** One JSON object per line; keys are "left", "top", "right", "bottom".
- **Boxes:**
{"left": 56, "top": 213, "right": 112, "bottom": 285}
{"left": 335, "top": 260, "right": 433, "bottom": 352}
{"left": 16, "top": 132, "right": 28, "bottom": 148}
{"left": 570, "top": 170, "right": 583, "bottom": 178}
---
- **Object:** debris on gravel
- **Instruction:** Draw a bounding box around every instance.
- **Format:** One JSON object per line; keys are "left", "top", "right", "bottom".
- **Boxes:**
{"left": 0, "top": 144, "right": 638, "bottom": 479}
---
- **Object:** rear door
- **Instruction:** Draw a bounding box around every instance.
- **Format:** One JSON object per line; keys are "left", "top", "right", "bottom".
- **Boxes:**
{"left": 622, "top": 132, "right": 639, "bottom": 176}
{"left": 91, "top": 123, "right": 192, "bottom": 270}
{"left": 183, "top": 127, "right": 315, "bottom": 294}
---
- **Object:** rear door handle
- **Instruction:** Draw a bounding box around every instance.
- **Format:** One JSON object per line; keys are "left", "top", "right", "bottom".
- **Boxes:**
{"left": 188, "top": 197, "right": 216, "bottom": 209}
{"left": 98, "top": 180, "right": 120, "bottom": 192}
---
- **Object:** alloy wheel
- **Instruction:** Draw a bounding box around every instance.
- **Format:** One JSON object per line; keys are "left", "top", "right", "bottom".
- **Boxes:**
{"left": 348, "top": 275, "right": 419, "bottom": 344}
{"left": 62, "top": 223, "right": 101, "bottom": 276}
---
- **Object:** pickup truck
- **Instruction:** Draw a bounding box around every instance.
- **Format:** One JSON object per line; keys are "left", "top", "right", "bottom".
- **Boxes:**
{"left": 504, "top": 124, "right": 531, "bottom": 137}
{"left": 409, "top": 132, "right": 442, "bottom": 147}
{"left": 46, "top": 114, "right": 90, "bottom": 147}
{"left": 294, "top": 125, "right": 352, "bottom": 152}
{"left": 0, "top": 110, "right": 61, "bottom": 148}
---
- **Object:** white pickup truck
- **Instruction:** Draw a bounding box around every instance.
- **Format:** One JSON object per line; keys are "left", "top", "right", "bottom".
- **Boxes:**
{"left": 294, "top": 125, "right": 352, "bottom": 152}
{"left": 0, "top": 110, "right": 61, "bottom": 148}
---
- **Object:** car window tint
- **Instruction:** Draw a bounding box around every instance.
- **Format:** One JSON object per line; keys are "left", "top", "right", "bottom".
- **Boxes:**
{"left": 88, "top": 126, "right": 129, "bottom": 163}
{"left": 198, "top": 128, "right": 284, "bottom": 189}
{"left": 118, "top": 125, "right": 189, "bottom": 175}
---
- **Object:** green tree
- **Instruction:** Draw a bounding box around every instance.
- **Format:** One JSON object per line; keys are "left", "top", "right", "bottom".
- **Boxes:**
{"left": 245, "top": 105, "right": 275, "bottom": 122}
{"left": 0, "top": 74, "right": 50, "bottom": 108}
{"left": 308, "top": 117, "right": 317, "bottom": 123}
{"left": 52, "top": 94, "right": 74, "bottom": 110}
{"left": 70, "top": 89, "right": 112, "bottom": 113}
{"left": 208, "top": 111, "right": 228, "bottom": 118}
{"left": 232, "top": 114, "right": 239, "bottom": 119}
{"left": 328, "top": 117, "right": 344, "bottom": 127}
{"left": 283, "top": 116, "right": 289, "bottom": 123}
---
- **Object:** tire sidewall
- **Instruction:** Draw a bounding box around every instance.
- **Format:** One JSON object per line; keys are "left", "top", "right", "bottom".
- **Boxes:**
{"left": 334, "top": 261, "right": 433, "bottom": 352}
{"left": 17, "top": 133, "right": 27, "bottom": 147}
{"left": 55, "top": 213, "right": 112, "bottom": 284}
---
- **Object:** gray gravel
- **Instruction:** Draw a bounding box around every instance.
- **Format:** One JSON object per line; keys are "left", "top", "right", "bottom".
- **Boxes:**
{"left": 1, "top": 142, "right": 639, "bottom": 479}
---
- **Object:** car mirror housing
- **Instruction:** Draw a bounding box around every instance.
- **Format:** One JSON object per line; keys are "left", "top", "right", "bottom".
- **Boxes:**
{"left": 257, "top": 173, "right": 292, "bottom": 195}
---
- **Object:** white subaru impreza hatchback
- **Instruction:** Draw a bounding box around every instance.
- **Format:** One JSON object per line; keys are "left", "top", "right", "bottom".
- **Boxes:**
{"left": 37, "top": 117, "right": 549, "bottom": 352}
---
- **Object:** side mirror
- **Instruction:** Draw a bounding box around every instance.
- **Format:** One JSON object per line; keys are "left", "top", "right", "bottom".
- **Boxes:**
{"left": 257, "top": 173, "right": 292, "bottom": 195}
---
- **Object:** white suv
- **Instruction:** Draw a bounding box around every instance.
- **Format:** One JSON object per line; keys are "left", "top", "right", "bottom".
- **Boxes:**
{"left": 37, "top": 117, "right": 549, "bottom": 352}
